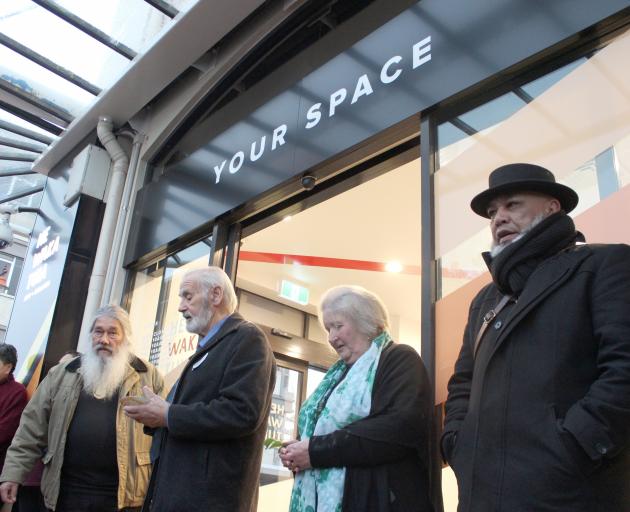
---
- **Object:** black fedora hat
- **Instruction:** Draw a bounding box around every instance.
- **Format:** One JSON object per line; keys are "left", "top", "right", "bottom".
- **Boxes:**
{"left": 470, "top": 163, "right": 579, "bottom": 218}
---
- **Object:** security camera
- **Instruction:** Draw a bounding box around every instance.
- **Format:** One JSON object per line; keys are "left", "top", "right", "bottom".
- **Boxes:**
{"left": 0, "top": 213, "right": 13, "bottom": 250}
{"left": 301, "top": 175, "right": 316, "bottom": 191}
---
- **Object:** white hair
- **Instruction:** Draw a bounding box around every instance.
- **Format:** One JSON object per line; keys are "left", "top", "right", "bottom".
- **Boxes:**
{"left": 319, "top": 285, "right": 390, "bottom": 340}
{"left": 90, "top": 304, "right": 133, "bottom": 345}
{"left": 184, "top": 267, "right": 238, "bottom": 314}
{"left": 82, "top": 304, "right": 133, "bottom": 399}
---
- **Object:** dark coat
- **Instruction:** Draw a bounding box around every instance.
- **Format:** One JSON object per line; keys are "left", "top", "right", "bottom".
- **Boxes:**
{"left": 443, "top": 243, "right": 630, "bottom": 512}
{"left": 0, "top": 374, "right": 27, "bottom": 473}
{"left": 309, "top": 343, "right": 436, "bottom": 512}
{"left": 143, "top": 313, "right": 276, "bottom": 512}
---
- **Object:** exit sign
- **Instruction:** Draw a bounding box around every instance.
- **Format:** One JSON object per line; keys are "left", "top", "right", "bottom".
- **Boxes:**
{"left": 280, "top": 280, "right": 309, "bottom": 305}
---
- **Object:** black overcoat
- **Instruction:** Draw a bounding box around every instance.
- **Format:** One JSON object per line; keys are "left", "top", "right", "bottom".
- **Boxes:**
{"left": 143, "top": 313, "right": 276, "bottom": 512}
{"left": 309, "top": 343, "right": 437, "bottom": 512}
{"left": 443, "top": 244, "right": 630, "bottom": 511}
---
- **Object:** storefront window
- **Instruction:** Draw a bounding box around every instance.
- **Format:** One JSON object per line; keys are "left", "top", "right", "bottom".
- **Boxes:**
{"left": 127, "top": 239, "right": 211, "bottom": 388}
{"left": 236, "top": 157, "right": 423, "bottom": 354}
{"left": 236, "top": 157, "right": 423, "bottom": 509}
{"left": 434, "top": 27, "right": 630, "bottom": 403}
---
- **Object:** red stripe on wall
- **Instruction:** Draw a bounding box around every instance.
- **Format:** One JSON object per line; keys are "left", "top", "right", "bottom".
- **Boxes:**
{"left": 238, "top": 251, "right": 422, "bottom": 274}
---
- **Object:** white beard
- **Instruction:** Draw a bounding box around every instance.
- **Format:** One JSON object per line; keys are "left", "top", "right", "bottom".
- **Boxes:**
{"left": 185, "top": 308, "right": 213, "bottom": 336}
{"left": 81, "top": 343, "right": 130, "bottom": 399}
{"left": 490, "top": 213, "right": 546, "bottom": 258}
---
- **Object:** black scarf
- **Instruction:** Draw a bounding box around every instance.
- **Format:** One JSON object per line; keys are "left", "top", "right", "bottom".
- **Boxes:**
{"left": 482, "top": 212, "right": 580, "bottom": 295}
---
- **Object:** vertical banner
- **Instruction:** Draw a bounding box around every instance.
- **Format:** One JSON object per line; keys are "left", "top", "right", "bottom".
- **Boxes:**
{"left": 5, "top": 168, "right": 79, "bottom": 387}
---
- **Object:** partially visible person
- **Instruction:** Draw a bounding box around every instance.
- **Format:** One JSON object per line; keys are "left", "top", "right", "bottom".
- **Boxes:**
{"left": 125, "top": 267, "right": 276, "bottom": 512}
{"left": 279, "top": 285, "right": 436, "bottom": 512}
{"left": 0, "top": 305, "right": 164, "bottom": 512}
{"left": 0, "top": 344, "right": 27, "bottom": 475}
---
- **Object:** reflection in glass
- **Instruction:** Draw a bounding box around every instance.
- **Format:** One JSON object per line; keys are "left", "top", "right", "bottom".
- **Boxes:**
{"left": 0, "top": 46, "right": 92, "bottom": 119}
{"left": 0, "top": 174, "right": 46, "bottom": 202}
{"left": 435, "top": 29, "right": 630, "bottom": 299}
{"left": 261, "top": 366, "right": 302, "bottom": 485}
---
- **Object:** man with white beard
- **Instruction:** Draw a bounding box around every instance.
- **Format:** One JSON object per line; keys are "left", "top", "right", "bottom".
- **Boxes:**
{"left": 442, "top": 163, "right": 630, "bottom": 511}
{"left": 125, "top": 267, "right": 276, "bottom": 512}
{"left": 0, "top": 305, "right": 163, "bottom": 512}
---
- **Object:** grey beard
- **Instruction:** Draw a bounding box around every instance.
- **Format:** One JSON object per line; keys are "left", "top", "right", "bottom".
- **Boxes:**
{"left": 186, "top": 308, "right": 213, "bottom": 336}
{"left": 490, "top": 213, "right": 546, "bottom": 258}
{"left": 81, "top": 343, "right": 130, "bottom": 399}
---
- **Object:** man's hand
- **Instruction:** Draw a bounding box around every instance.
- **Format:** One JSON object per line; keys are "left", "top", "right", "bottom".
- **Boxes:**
{"left": 124, "top": 386, "right": 169, "bottom": 428}
{"left": 0, "top": 481, "right": 18, "bottom": 504}
{"left": 279, "top": 439, "right": 311, "bottom": 473}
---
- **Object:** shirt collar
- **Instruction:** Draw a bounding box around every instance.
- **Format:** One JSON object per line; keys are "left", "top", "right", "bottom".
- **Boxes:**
{"left": 198, "top": 314, "right": 230, "bottom": 349}
{"left": 0, "top": 373, "right": 15, "bottom": 385}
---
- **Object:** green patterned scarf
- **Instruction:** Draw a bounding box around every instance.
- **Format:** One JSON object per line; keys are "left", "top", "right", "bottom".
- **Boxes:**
{"left": 289, "top": 331, "right": 392, "bottom": 512}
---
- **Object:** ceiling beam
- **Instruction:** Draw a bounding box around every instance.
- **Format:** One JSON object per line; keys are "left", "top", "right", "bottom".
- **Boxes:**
{"left": 0, "top": 136, "right": 46, "bottom": 153}
{"left": 0, "top": 100, "right": 64, "bottom": 136}
{"left": 143, "top": 0, "right": 179, "bottom": 19}
{"left": 0, "top": 119, "right": 56, "bottom": 145}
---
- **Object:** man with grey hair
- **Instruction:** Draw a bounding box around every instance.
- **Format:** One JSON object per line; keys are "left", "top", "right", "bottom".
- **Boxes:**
{"left": 125, "top": 266, "right": 276, "bottom": 512}
{"left": 442, "top": 163, "right": 630, "bottom": 511}
{"left": 0, "top": 305, "right": 163, "bottom": 512}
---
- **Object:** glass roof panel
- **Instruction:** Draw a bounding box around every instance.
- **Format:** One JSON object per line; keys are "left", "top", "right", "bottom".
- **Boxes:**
{"left": 0, "top": 174, "right": 46, "bottom": 226}
{"left": 0, "top": 147, "right": 40, "bottom": 161}
{"left": 0, "top": 0, "right": 199, "bottom": 194}
{"left": 0, "top": 161, "right": 33, "bottom": 172}
{"left": 0, "top": 1, "right": 129, "bottom": 91}
{"left": 0, "top": 128, "right": 48, "bottom": 149}
{"left": 55, "top": 0, "right": 174, "bottom": 53}
{"left": 0, "top": 173, "right": 46, "bottom": 198}
{"left": 0, "top": 108, "right": 59, "bottom": 138}
{"left": 0, "top": 45, "right": 93, "bottom": 119}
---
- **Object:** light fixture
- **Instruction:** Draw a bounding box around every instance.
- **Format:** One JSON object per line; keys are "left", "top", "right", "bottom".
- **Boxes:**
{"left": 0, "top": 211, "right": 13, "bottom": 249}
{"left": 385, "top": 261, "right": 403, "bottom": 273}
{"left": 0, "top": 205, "right": 41, "bottom": 249}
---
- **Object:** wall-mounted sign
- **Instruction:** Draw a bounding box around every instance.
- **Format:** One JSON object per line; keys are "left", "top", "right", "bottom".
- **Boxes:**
{"left": 23, "top": 225, "right": 61, "bottom": 302}
{"left": 6, "top": 169, "right": 79, "bottom": 387}
{"left": 279, "top": 279, "right": 309, "bottom": 306}
{"left": 127, "top": 0, "right": 628, "bottom": 262}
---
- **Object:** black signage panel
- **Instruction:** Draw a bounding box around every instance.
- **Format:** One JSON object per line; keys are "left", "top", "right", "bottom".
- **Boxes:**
{"left": 127, "top": 0, "right": 628, "bottom": 263}
{"left": 7, "top": 168, "right": 79, "bottom": 386}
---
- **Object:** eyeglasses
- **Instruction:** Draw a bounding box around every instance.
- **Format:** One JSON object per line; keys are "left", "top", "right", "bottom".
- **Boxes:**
{"left": 92, "top": 329, "right": 122, "bottom": 341}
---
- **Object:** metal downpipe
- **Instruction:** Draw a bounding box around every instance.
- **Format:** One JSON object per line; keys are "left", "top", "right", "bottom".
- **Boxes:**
{"left": 77, "top": 116, "right": 129, "bottom": 352}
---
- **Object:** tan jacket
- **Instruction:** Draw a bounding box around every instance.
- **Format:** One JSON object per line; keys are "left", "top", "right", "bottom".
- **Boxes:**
{"left": 0, "top": 355, "right": 164, "bottom": 510}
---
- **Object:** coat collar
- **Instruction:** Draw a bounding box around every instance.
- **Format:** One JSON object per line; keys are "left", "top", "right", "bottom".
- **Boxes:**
{"left": 194, "top": 312, "right": 245, "bottom": 357}
{"left": 66, "top": 354, "right": 148, "bottom": 373}
{"left": 485, "top": 244, "right": 591, "bottom": 363}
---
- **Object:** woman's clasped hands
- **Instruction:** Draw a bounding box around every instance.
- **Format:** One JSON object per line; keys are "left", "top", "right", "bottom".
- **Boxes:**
{"left": 279, "top": 439, "right": 311, "bottom": 473}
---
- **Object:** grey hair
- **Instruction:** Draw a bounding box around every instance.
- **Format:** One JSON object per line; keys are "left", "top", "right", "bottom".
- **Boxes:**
{"left": 319, "top": 285, "right": 390, "bottom": 340}
{"left": 0, "top": 343, "right": 18, "bottom": 373}
{"left": 184, "top": 267, "right": 238, "bottom": 314}
{"left": 90, "top": 304, "right": 132, "bottom": 345}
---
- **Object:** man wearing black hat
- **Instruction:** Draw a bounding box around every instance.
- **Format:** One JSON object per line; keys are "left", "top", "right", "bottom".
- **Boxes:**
{"left": 442, "top": 163, "right": 630, "bottom": 512}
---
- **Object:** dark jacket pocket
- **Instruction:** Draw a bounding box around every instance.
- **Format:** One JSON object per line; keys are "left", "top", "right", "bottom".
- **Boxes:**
{"left": 556, "top": 422, "right": 599, "bottom": 477}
